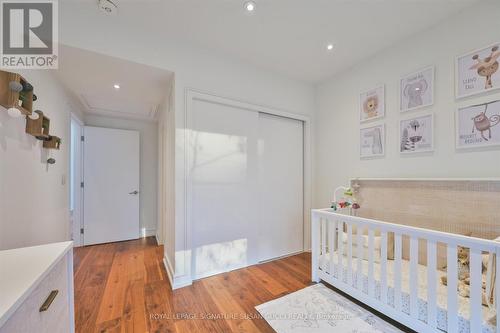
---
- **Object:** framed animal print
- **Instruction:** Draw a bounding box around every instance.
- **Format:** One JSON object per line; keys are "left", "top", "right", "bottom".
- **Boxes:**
{"left": 400, "top": 66, "right": 434, "bottom": 112}
{"left": 359, "top": 85, "right": 385, "bottom": 123}
{"left": 456, "top": 100, "right": 500, "bottom": 149}
{"left": 360, "top": 124, "right": 385, "bottom": 158}
{"left": 456, "top": 43, "right": 500, "bottom": 99}
{"left": 399, "top": 114, "right": 434, "bottom": 154}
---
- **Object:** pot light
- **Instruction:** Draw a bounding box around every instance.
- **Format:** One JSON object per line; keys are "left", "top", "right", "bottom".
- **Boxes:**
{"left": 113, "top": 84, "right": 120, "bottom": 89}
{"left": 244, "top": 1, "right": 256, "bottom": 12}
{"left": 327, "top": 44, "right": 334, "bottom": 51}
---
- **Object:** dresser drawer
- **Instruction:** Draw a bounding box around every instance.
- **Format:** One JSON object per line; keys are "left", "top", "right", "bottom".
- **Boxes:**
{"left": 0, "top": 253, "right": 71, "bottom": 333}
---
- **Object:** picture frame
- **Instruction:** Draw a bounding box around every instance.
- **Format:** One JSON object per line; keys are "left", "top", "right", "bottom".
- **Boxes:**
{"left": 456, "top": 100, "right": 500, "bottom": 149}
{"left": 360, "top": 124, "right": 385, "bottom": 158}
{"left": 400, "top": 66, "right": 435, "bottom": 112}
{"left": 359, "top": 85, "right": 385, "bottom": 123}
{"left": 399, "top": 113, "right": 434, "bottom": 154}
{"left": 456, "top": 42, "right": 500, "bottom": 99}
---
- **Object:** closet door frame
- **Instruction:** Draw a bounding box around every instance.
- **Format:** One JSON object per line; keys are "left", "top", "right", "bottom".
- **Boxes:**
{"left": 185, "top": 89, "right": 312, "bottom": 283}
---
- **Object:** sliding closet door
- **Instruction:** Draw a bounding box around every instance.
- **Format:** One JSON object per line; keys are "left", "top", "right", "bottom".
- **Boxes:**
{"left": 258, "top": 113, "right": 304, "bottom": 262}
{"left": 190, "top": 99, "right": 260, "bottom": 279}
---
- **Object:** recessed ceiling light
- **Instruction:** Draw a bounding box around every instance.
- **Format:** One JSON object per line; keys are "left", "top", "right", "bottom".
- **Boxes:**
{"left": 244, "top": 1, "right": 256, "bottom": 12}
{"left": 327, "top": 44, "right": 334, "bottom": 51}
{"left": 113, "top": 84, "right": 120, "bottom": 89}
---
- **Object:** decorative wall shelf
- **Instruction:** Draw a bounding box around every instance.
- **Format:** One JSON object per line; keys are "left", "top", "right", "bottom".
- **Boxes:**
{"left": 26, "top": 111, "right": 51, "bottom": 140}
{"left": 0, "top": 70, "right": 34, "bottom": 116}
{"left": 43, "top": 136, "right": 61, "bottom": 150}
{"left": 1, "top": 69, "right": 62, "bottom": 152}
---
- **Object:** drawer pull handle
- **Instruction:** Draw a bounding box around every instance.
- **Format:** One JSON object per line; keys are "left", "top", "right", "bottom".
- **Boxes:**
{"left": 39, "top": 290, "right": 58, "bottom": 312}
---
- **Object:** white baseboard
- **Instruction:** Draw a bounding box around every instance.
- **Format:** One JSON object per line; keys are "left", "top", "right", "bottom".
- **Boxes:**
{"left": 162, "top": 255, "right": 193, "bottom": 290}
{"left": 141, "top": 228, "right": 156, "bottom": 238}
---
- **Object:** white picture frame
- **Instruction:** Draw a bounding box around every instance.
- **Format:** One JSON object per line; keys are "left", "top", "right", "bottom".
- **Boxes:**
{"left": 456, "top": 100, "right": 500, "bottom": 149}
{"left": 456, "top": 42, "right": 500, "bottom": 99}
{"left": 360, "top": 124, "right": 385, "bottom": 158}
{"left": 399, "top": 113, "right": 434, "bottom": 154}
{"left": 359, "top": 85, "right": 385, "bottom": 123}
{"left": 400, "top": 66, "right": 435, "bottom": 112}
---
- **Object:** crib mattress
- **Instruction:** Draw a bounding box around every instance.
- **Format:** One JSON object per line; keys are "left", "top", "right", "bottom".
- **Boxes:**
{"left": 319, "top": 253, "right": 496, "bottom": 333}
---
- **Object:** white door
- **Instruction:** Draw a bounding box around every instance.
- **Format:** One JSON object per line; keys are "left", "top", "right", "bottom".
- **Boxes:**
{"left": 258, "top": 113, "right": 304, "bottom": 261}
{"left": 190, "top": 99, "right": 260, "bottom": 279}
{"left": 83, "top": 126, "right": 140, "bottom": 246}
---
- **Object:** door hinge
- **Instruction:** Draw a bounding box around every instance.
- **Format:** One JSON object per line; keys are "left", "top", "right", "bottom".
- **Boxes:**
{"left": 81, "top": 135, "right": 85, "bottom": 142}
{"left": 80, "top": 182, "right": 84, "bottom": 188}
{"left": 80, "top": 228, "right": 84, "bottom": 234}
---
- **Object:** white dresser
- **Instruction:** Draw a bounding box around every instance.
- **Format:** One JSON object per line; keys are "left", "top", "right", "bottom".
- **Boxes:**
{"left": 0, "top": 242, "right": 74, "bottom": 333}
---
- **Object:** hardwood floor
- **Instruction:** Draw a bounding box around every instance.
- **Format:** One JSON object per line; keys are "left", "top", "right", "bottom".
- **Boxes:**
{"left": 73, "top": 237, "right": 313, "bottom": 333}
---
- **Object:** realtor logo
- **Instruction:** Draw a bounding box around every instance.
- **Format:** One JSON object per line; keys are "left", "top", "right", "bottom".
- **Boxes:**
{"left": 1, "top": 0, "right": 58, "bottom": 69}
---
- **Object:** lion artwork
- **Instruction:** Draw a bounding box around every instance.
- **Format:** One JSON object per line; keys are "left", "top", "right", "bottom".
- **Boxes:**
{"left": 363, "top": 95, "right": 379, "bottom": 119}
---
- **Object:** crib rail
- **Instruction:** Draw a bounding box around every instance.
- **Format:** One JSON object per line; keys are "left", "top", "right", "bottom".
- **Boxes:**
{"left": 311, "top": 208, "right": 500, "bottom": 333}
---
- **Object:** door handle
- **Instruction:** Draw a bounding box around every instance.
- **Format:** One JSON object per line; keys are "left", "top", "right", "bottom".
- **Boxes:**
{"left": 129, "top": 190, "right": 139, "bottom": 195}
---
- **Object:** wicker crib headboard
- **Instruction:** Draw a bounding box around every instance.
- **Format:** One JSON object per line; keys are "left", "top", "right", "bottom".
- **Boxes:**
{"left": 351, "top": 178, "right": 500, "bottom": 240}
{"left": 350, "top": 178, "right": 500, "bottom": 267}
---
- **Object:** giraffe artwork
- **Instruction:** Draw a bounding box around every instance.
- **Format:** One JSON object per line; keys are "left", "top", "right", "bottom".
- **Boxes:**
{"left": 360, "top": 124, "right": 385, "bottom": 158}
{"left": 457, "top": 43, "right": 500, "bottom": 98}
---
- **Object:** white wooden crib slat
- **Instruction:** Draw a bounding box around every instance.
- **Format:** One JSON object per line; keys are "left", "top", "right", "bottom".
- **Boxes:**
{"left": 447, "top": 244, "right": 458, "bottom": 333}
{"left": 409, "top": 236, "right": 418, "bottom": 319}
{"left": 469, "top": 247, "right": 482, "bottom": 332}
{"left": 329, "top": 219, "right": 336, "bottom": 277}
{"left": 380, "top": 231, "right": 388, "bottom": 304}
{"left": 426, "top": 240, "right": 437, "bottom": 328}
{"left": 337, "top": 221, "right": 344, "bottom": 281}
{"left": 496, "top": 248, "right": 500, "bottom": 333}
{"left": 321, "top": 218, "right": 327, "bottom": 271}
{"left": 368, "top": 228, "right": 375, "bottom": 298}
{"left": 311, "top": 212, "right": 320, "bottom": 283}
{"left": 394, "top": 233, "right": 402, "bottom": 311}
{"left": 357, "top": 224, "right": 363, "bottom": 291}
{"left": 347, "top": 223, "right": 353, "bottom": 286}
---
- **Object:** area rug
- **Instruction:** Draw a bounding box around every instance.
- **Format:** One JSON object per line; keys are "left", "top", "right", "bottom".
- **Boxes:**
{"left": 255, "top": 283, "right": 403, "bottom": 333}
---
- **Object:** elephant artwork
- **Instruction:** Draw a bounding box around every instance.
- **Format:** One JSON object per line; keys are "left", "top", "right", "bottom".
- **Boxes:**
{"left": 404, "top": 79, "right": 428, "bottom": 109}
{"left": 400, "top": 66, "right": 434, "bottom": 112}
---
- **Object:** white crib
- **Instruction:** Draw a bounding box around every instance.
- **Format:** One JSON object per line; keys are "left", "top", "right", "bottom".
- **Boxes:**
{"left": 311, "top": 208, "right": 500, "bottom": 333}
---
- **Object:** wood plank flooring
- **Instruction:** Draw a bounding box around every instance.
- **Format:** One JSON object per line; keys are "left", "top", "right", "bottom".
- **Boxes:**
{"left": 74, "top": 237, "right": 312, "bottom": 333}
{"left": 74, "top": 237, "right": 412, "bottom": 333}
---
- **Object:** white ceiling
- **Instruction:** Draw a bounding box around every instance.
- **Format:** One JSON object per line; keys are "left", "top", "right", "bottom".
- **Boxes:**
{"left": 55, "top": 45, "right": 173, "bottom": 121}
{"left": 59, "top": 0, "right": 482, "bottom": 83}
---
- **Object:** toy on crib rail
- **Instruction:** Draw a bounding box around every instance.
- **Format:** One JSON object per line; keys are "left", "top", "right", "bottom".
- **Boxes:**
{"left": 331, "top": 186, "right": 360, "bottom": 211}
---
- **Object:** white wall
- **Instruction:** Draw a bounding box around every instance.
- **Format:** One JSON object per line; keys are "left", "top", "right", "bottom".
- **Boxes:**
{"left": 0, "top": 70, "right": 80, "bottom": 250}
{"left": 84, "top": 115, "right": 158, "bottom": 237}
{"left": 315, "top": 1, "right": 500, "bottom": 208}
{"left": 157, "top": 82, "right": 176, "bottom": 281}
